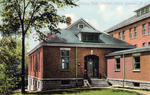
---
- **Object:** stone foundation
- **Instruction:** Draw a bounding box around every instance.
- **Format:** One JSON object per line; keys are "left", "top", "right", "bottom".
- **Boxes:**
{"left": 108, "top": 78, "right": 150, "bottom": 89}
{"left": 28, "top": 76, "right": 83, "bottom": 91}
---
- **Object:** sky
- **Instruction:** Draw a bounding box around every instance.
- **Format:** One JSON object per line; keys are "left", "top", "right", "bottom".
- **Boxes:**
{"left": 26, "top": 0, "right": 150, "bottom": 51}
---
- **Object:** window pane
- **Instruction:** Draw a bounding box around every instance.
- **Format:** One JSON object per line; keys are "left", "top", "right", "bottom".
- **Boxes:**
{"left": 142, "top": 24, "right": 146, "bottom": 35}
{"left": 61, "top": 57, "right": 69, "bottom": 70}
{"left": 133, "top": 56, "right": 140, "bottom": 70}
{"left": 62, "top": 51, "right": 69, "bottom": 56}
{"left": 134, "top": 27, "right": 137, "bottom": 38}
{"left": 115, "top": 58, "right": 120, "bottom": 70}
{"left": 87, "top": 34, "right": 93, "bottom": 41}
{"left": 149, "top": 23, "right": 150, "bottom": 34}
{"left": 135, "top": 57, "right": 140, "bottom": 62}
{"left": 82, "top": 34, "right": 86, "bottom": 41}
{"left": 94, "top": 35, "right": 99, "bottom": 41}
{"left": 129, "top": 29, "right": 132, "bottom": 39}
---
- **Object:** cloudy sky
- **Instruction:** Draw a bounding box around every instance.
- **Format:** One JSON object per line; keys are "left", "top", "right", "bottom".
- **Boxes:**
{"left": 27, "top": 0, "right": 150, "bottom": 51}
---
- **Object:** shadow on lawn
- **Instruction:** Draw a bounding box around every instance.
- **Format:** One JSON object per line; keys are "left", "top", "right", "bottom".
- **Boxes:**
{"left": 26, "top": 88, "right": 105, "bottom": 95}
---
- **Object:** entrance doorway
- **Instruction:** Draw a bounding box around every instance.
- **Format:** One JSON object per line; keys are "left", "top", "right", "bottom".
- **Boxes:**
{"left": 84, "top": 55, "right": 99, "bottom": 78}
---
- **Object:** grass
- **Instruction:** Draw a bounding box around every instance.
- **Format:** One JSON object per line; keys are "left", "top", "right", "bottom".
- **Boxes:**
{"left": 13, "top": 88, "right": 143, "bottom": 95}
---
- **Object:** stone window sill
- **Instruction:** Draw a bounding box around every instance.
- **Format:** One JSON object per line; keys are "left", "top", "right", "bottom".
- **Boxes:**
{"left": 133, "top": 70, "right": 140, "bottom": 72}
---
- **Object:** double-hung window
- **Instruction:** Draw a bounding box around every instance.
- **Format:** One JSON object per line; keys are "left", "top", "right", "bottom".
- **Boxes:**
{"left": 142, "top": 24, "right": 146, "bottom": 36}
{"left": 118, "top": 32, "right": 121, "bottom": 40}
{"left": 115, "top": 58, "right": 120, "bottom": 71}
{"left": 61, "top": 50, "right": 70, "bottom": 70}
{"left": 133, "top": 54, "right": 140, "bottom": 71}
{"left": 122, "top": 31, "right": 125, "bottom": 41}
{"left": 129, "top": 28, "right": 132, "bottom": 39}
{"left": 134, "top": 27, "right": 137, "bottom": 38}
{"left": 148, "top": 22, "right": 150, "bottom": 34}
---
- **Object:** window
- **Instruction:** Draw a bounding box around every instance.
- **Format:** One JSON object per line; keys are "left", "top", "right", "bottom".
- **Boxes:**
{"left": 61, "top": 50, "right": 69, "bottom": 70}
{"left": 30, "top": 56, "right": 32, "bottom": 71}
{"left": 82, "top": 33, "right": 99, "bottom": 42}
{"left": 142, "top": 24, "right": 146, "bottom": 35}
{"left": 143, "top": 42, "right": 146, "bottom": 47}
{"left": 149, "top": 23, "right": 150, "bottom": 34}
{"left": 61, "top": 80, "right": 70, "bottom": 85}
{"left": 134, "top": 27, "right": 137, "bottom": 38}
{"left": 38, "top": 52, "right": 40, "bottom": 72}
{"left": 137, "top": 11, "right": 140, "bottom": 16}
{"left": 33, "top": 55, "right": 34, "bottom": 71}
{"left": 141, "top": 9, "right": 144, "bottom": 15}
{"left": 129, "top": 28, "right": 132, "bottom": 39}
{"left": 133, "top": 56, "right": 140, "bottom": 70}
{"left": 118, "top": 32, "right": 121, "bottom": 40}
{"left": 78, "top": 24, "right": 84, "bottom": 29}
{"left": 146, "top": 7, "right": 149, "bottom": 13}
{"left": 148, "top": 42, "right": 150, "bottom": 46}
{"left": 122, "top": 31, "right": 125, "bottom": 41}
{"left": 134, "top": 44, "right": 137, "bottom": 48}
{"left": 115, "top": 58, "right": 120, "bottom": 71}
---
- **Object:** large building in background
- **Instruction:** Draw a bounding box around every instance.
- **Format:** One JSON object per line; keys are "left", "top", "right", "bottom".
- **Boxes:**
{"left": 104, "top": 4, "right": 150, "bottom": 48}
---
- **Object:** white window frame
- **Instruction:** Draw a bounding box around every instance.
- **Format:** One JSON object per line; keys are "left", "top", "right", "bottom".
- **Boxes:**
{"left": 78, "top": 24, "right": 84, "bottom": 29}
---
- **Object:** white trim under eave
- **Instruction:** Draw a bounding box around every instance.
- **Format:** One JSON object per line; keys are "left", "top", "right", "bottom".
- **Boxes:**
{"left": 28, "top": 43, "right": 134, "bottom": 55}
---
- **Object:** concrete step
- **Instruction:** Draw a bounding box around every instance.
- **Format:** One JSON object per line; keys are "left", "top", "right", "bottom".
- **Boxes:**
{"left": 84, "top": 80, "right": 91, "bottom": 88}
{"left": 91, "top": 79, "right": 110, "bottom": 87}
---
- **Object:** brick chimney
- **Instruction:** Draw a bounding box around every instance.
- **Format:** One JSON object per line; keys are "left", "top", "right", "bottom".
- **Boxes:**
{"left": 66, "top": 17, "right": 72, "bottom": 26}
{"left": 47, "top": 33, "right": 53, "bottom": 38}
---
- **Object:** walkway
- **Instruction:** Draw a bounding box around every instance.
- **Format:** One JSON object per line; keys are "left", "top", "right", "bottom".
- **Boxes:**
{"left": 92, "top": 87, "right": 150, "bottom": 95}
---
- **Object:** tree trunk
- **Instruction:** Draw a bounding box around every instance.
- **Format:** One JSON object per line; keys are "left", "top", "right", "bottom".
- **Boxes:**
{"left": 21, "top": 32, "right": 25, "bottom": 93}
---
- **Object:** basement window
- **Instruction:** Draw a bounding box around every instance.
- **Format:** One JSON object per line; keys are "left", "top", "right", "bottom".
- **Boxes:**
{"left": 133, "top": 82, "right": 140, "bottom": 87}
{"left": 61, "top": 80, "right": 70, "bottom": 85}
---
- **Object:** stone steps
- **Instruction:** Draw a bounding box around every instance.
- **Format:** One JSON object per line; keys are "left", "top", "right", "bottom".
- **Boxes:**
{"left": 91, "top": 79, "right": 110, "bottom": 87}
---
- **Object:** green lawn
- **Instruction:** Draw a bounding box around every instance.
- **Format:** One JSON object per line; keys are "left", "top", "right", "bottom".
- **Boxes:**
{"left": 13, "top": 89, "right": 142, "bottom": 95}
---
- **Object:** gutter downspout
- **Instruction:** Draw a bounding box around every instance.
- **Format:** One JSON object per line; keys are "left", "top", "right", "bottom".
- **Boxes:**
{"left": 123, "top": 54, "right": 125, "bottom": 87}
{"left": 76, "top": 47, "right": 78, "bottom": 86}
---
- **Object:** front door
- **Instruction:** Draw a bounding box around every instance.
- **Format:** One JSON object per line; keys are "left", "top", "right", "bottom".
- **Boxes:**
{"left": 87, "top": 61, "right": 94, "bottom": 77}
{"left": 84, "top": 55, "right": 99, "bottom": 78}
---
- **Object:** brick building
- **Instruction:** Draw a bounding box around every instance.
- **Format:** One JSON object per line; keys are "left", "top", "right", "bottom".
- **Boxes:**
{"left": 104, "top": 4, "right": 150, "bottom": 48}
{"left": 106, "top": 46, "right": 150, "bottom": 89}
{"left": 28, "top": 18, "right": 134, "bottom": 91}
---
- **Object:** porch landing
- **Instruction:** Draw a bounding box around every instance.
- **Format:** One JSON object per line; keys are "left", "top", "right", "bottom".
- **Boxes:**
{"left": 84, "top": 78, "right": 110, "bottom": 87}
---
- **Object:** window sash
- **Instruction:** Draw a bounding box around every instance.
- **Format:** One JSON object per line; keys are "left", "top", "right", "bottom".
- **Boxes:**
{"left": 122, "top": 31, "right": 125, "bottom": 41}
{"left": 134, "top": 27, "right": 137, "bottom": 38}
{"left": 118, "top": 32, "right": 121, "bottom": 40}
{"left": 115, "top": 58, "right": 120, "bottom": 70}
{"left": 129, "top": 29, "right": 132, "bottom": 39}
{"left": 61, "top": 51, "right": 69, "bottom": 70}
{"left": 133, "top": 56, "right": 140, "bottom": 70}
{"left": 149, "top": 23, "right": 150, "bottom": 34}
{"left": 82, "top": 34, "right": 99, "bottom": 42}
{"left": 142, "top": 24, "right": 146, "bottom": 35}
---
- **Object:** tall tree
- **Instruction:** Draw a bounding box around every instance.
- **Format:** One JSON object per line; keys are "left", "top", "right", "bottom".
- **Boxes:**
{"left": 0, "top": 38, "right": 25, "bottom": 95}
{"left": 0, "top": 0, "right": 77, "bottom": 93}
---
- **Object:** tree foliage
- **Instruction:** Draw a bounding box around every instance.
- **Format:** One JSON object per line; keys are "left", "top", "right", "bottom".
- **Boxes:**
{"left": 0, "top": 38, "right": 28, "bottom": 95}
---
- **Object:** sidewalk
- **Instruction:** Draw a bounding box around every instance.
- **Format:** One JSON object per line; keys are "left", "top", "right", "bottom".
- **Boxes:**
{"left": 92, "top": 87, "right": 150, "bottom": 95}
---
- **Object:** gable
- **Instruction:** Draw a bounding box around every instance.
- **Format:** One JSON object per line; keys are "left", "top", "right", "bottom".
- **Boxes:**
{"left": 66, "top": 18, "right": 96, "bottom": 30}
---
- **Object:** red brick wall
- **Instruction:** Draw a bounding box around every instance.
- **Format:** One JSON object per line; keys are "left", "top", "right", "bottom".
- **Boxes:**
{"left": 42, "top": 46, "right": 123, "bottom": 78}
{"left": 107, "top": 52, "right": 150, "bottom": 81}
{"left": 108, "top": 17, "right": 150, "bottom": 48}
{"left": 28, "top": 47, "right": 43, "bottom": 78}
